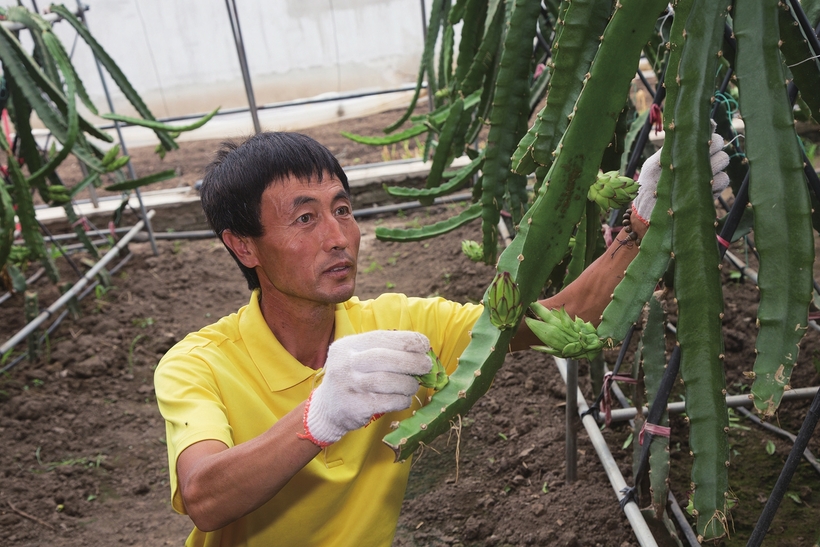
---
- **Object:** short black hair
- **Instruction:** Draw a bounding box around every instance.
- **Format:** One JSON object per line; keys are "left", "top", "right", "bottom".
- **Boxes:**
{"left": 200, "top": 131, "right": 350, "bottom": 290}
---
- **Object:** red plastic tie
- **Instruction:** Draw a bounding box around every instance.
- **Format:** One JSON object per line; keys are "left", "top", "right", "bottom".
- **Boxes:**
{"left": 1, "top": 109, "right": 11, "bottom": 146}
{"left": 649, "top": 104, "right": 663, "bottom": 135}
{"left": 72, "top": 217, "right": 91, "bottom": 232}
{"left": 716, "top": 234, "right": 730, "bottom": 249}
{"left": 639, "top": 421, "right": 671, "bottom": 446}
{"left": 601, "top": 371, "right": 638, "bottom": 427}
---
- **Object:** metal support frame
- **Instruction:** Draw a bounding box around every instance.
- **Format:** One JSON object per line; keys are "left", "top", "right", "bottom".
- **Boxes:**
{"left": 565, "top": 358, "right": 578, "bottom": 482}
{"left": 74, "top": 0, "right": 159, "bottom": 256}
{"left": 225, "top": 0, "right": 261, "bottom": 134}
{"left": 555, "top": 358, "right": 659, "bottom": 547}
{"left": 419, "top": 0, "right": 434, "bottom": 113}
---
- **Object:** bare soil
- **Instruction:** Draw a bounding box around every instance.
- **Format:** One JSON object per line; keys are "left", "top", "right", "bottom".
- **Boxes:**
{"left": 2, "top": 108, "right": 820, "bottom": 547}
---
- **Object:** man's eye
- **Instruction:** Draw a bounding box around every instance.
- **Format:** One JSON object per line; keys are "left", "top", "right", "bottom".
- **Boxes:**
{"left": 335, "top": 206, "right": 351, "bottom": 216}
{"left": 297, "top": 213, "right": 312, "bottom": 223}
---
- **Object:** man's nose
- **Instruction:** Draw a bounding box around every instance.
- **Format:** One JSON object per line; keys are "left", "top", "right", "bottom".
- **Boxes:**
{"left": 322, "top": 216, "right": 349, "bottom": 250}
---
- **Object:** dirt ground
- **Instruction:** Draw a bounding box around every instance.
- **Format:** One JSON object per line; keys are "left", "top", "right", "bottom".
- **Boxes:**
{"left": 2, "top": 108, "right": 820, "bottom": 547}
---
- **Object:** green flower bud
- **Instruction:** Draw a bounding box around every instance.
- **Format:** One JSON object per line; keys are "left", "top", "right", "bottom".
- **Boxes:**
{"left": 526, "top": 305, "right": 603, "bottom": 359}
{"left": 588, "top": 170, "right": 639, "bottom": 211}
{"left": 487, "top": 271, "right": 522, "bottom": 330}
{"left": 415, "top": 349, "right": 449, "bottom": 391}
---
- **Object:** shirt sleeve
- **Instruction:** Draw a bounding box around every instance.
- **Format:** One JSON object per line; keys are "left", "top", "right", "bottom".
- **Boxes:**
{"left": 403, "top": 296, "right": 483, "bottom": 375}
{"left": 154, "top": 345, "right": 235, "bottom": 514}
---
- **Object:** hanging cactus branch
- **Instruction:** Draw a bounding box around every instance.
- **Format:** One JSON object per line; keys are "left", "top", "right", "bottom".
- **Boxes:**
{"left": 0, "top": 4, "right": 217, "bottom": 295}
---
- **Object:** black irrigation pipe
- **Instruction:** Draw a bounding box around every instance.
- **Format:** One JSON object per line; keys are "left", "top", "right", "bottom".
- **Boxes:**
{"left": 788, "top": 0, "right": 820, "bottom": 61}
{"left": 636, "top": 69, "right": 655, "bottom": 99}
{"left": 735, "top": 405, "right": 820, "bottom": 476}
{"left": 747, "top": 389, "right": 820, "bottom": 547}
{"left": 534, "top": 23, "right": 551, "bottom": 58}
{"left": 94, "top": 84, "right": 428, "bottom": 130}
{"left": 669, "top": 490, "right": 702, "bottom": 547}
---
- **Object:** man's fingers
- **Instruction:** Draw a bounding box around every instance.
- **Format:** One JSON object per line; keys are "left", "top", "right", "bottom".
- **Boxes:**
{"left": 354, "top": 347, "right": 433, "bottom": 375}
{"left": 709, "top": 133, "right": 727, "bottom": 157}
{"left": 354, "top": 372, "right": 423, "bottom": 396}
{"left": 331, "top": 330, "right": 430, "bottom": 355}
{"left": 710, "top": 149, "right": 730, "bottom": 177}
{"left": 366, "top": 393, "right": 416, "bottom": 416}
{"left": 712, "top": 172, "right": 730, "bottom": 196}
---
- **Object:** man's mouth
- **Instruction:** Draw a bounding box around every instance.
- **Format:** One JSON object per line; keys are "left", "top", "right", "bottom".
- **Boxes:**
{"left": 325, "top": 261, "right": 353, "bottom": 275}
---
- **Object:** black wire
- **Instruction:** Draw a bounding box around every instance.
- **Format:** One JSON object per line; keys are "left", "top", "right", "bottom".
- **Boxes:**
{"left": 636, "top": 69, "right": 655, "bottom": 99}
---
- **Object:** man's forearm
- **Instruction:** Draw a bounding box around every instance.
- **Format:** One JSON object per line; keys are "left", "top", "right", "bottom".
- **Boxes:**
{"left": 176, "top": 401, "right": 321, "bottom": 531}
{"left": 509, "top": 222, "right": 645, "bottom": 352}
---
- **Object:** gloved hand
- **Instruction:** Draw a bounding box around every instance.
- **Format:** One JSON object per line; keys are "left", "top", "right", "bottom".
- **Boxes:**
{"left": 299, "top": 330, "right": 433, "bottom": 447}
{"left": 631, "top": 122, "right": 730, "bottom": 227}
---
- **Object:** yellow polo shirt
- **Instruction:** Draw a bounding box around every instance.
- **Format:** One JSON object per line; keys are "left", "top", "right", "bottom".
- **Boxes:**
{"left": 155, "top": 291, "right": 482, "bottom": 547}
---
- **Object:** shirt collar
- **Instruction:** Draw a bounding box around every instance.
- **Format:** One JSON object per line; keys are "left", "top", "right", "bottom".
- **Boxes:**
{"left": 239, "top": 291, "right": 356, "bottom": 392}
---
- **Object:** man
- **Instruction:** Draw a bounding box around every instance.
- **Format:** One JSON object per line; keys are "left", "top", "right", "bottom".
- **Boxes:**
{"left": 155, "top": 131, "right": 728, "bottom": 546}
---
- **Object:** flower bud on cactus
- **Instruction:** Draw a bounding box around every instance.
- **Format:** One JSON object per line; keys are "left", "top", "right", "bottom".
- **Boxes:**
{"left": 415, "top": 349, "right": 449, "bottom": 391}
{"left": 486, "top": 271, "right": 522, "bottom": 330}
{"left": 461, "top": 240, "right": 484, "bottom": 262}
{"left": 588, "top": 170, "right": 638, "bottom": 211}
{"left": 525, "top": 303, "right": 603, "bottom": 359}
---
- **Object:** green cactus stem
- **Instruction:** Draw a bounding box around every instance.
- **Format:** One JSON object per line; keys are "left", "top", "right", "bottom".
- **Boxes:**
{"left": 511, "top": 0, "right": 613, "bottom": 176}
{"left": 383, "top": 0, "right": 670, "bottom": 462}
{"left": 668, "top": 0, "right": 732, "bottom": 539}
{"left": 479, "top": 0, "right": 542, "bottom": 263}
{"left": 736, "top": 0, "right": 814, "bottom": 418}
{"left": 641, "top": 291, "right": 671, "bottom": 520}
{"left": 384, "top": 151, "right": 484, "bottom": 202}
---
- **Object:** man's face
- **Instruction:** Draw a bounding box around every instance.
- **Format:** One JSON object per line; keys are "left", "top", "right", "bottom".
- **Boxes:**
{"left": 242, "top": 174, "right": 360, "bottom": 308}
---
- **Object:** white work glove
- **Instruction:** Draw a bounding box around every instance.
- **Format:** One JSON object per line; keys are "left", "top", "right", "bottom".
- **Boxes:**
{"left": 298, "top": 330, "right": 433, "bottom": 447}
{"left": 631, "top": 121, "right": 730, "bottom": 227}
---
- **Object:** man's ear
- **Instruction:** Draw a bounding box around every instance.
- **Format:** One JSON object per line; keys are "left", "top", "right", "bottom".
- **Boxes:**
{"left": 222, "top": 230, "right": 260, "bottom": 269}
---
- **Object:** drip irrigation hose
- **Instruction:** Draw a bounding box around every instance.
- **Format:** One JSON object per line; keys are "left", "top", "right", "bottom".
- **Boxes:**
{"left": 36, "top": 218, "right": 83, "bottom": 280}
{"left": 0, "top": 211, "right": 154, "bottom": 357}
{"left": 555, "top": 357, "right": 660, "bottom": 547}
{"left": 0, "top": 251, "right": 133, "bottom": 374}
{"left": 747, "top": 388, "right": 820, "bottom": 547}
{"left": 0, "top": 268, "right": 45, "bottom": 306}
{"left": 734, "top": 406, "right": 820, "bottom": 476}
